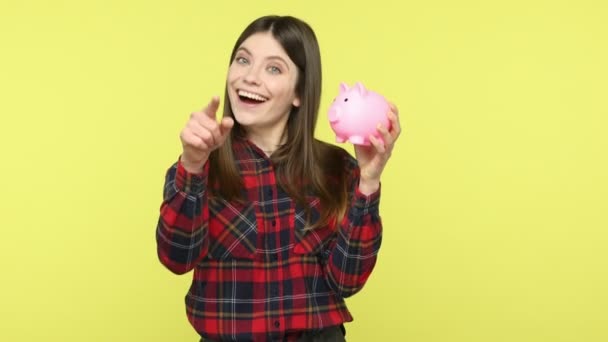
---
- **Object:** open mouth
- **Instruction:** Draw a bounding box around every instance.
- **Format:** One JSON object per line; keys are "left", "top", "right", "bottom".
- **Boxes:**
{"left": 238, "top": 90, "right": 268, "bottom": 104}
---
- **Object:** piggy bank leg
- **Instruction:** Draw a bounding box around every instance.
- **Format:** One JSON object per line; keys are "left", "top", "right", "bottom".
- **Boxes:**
{"left": 348, "top": 136, "right": 368, "bottom": 145}
{"left": 336, "top": 136, "right": 346, "bottom": 143}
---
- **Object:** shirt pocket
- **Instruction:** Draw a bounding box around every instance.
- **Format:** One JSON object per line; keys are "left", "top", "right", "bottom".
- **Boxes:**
{"left": 293, "top": 196, "right": 336, "bottom": 255}
{"left": 207, "top": 197, "right": 258, "bottom": 260}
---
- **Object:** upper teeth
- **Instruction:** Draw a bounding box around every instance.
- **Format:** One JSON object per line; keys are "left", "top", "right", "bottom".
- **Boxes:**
{"left": 238, "top": 90, "right": 268, "bottom": 102}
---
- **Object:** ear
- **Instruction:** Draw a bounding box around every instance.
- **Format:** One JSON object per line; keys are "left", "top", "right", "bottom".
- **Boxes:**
{"left": 339, "top": 82, "right": 349, "bottom": 93}
{"left": 292, "top": 96, "right": 301, "bottom": 107}
{"left": 354, "top": 82, "right": 368, "bottom": 96}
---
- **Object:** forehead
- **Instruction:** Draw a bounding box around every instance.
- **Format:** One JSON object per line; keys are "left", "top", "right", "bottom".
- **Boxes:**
{"left": 238, "top": 32, "right": 291, "bottom": 60}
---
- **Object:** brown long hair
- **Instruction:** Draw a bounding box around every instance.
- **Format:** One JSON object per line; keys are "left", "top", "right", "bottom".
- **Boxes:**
{"left": 209, "top": 15, "right": 349, "bottom": 230}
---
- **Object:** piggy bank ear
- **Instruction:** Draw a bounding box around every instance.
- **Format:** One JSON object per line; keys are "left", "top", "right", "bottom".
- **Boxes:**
{"left": 354, "top": 82, "right": 368, "bottom": 96}
{"left": 339, "top": 82, "right": 349, "bottom": 93}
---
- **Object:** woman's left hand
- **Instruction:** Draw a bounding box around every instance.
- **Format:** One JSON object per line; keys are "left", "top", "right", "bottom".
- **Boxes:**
{"left": 354, "top": 102, "right": 402, "bottom": 194}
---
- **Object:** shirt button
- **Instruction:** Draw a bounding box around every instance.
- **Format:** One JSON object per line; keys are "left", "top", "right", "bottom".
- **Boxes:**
{"left": 271, "top": 220, "right": 276, "bottom": 227}
{"left": 274, "top": 321, "right": 280, "bottom": 328}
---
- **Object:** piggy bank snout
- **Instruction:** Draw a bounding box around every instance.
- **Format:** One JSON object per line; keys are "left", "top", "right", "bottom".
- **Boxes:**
{"left": 328, "top": 107, "right": 340, "bottom": 123}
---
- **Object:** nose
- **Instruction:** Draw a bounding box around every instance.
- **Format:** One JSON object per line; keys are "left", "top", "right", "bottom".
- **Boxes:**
{"left": 243, "top": 65, "right": 262, "bottom": 85}
{"left": 328, "top": 107, "right": 341, "bottom": 123}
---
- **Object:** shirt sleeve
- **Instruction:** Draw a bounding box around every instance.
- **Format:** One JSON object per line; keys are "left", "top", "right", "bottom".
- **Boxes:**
{"left": 324, "top": 157, "right": 383, "bottom": 298}
{"left": 156, "top": 157, "right": 210, "bottom": 275}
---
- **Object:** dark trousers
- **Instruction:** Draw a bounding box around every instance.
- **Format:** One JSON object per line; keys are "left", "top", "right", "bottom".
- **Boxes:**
{"left": 201, "top": 324, "right": 346, "bottom": 342}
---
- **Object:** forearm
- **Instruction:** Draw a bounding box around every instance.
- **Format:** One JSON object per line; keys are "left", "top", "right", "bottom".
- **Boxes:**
{"left": 325, "top": 186, "right": 382, "bottom": 297}
{"left": 156, "top": 158, "right": 210, "bottom": 274}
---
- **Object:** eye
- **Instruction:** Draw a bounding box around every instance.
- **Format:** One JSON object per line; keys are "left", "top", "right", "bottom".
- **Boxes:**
{"left": 344, "top": 98, "right": 348, "bottom": 102}
{"left": 235, "top": 56, "right": 248, "bottom": 65}
{"left": 267, "top": 65, "right": 282, "bottom": 74}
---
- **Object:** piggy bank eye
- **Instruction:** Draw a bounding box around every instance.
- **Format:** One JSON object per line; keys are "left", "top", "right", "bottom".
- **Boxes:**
{"left": 344, "top": 98, "right": 349, "bottom": 102}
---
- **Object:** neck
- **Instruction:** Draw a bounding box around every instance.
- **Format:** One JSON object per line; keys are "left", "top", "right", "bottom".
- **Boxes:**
{"left": 246, "top": 122, "right": 288, "bottom": 156}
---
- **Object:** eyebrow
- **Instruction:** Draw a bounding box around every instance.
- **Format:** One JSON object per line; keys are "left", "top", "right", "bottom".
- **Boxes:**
{"left": 236, "top": 47, "right": 290, "bottom": 70}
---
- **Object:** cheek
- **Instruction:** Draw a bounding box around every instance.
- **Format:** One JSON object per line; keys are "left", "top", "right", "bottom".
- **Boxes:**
{"left": 227, "top": 70, "right": 238, "bottom": 84}
{"left": 270, "top": 79, "right": 297, "bottom": 100}
{"left": 227, "top": 64, "right": 244, "bottom": 82}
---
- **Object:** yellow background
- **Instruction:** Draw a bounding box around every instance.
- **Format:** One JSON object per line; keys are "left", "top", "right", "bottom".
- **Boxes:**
{"left": 1, "top": 0, "right": 607, "bottom": 341}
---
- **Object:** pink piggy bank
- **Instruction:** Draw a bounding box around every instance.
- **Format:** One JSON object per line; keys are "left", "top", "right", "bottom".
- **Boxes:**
{"left": 328, "top": 82, "right": 390, "bottom": 146}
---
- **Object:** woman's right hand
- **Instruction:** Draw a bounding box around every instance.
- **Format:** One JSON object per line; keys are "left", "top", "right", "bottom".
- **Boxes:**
{"left": 179, "top": 96, "right": 234, "bottom": 173}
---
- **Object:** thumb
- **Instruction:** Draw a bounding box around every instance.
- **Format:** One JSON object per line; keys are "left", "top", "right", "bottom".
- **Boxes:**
{"left": 203, "top": 96, "right": 221, "bottom": 119}
{"left": 220, "top": 117, "right": 234, "bottom": 145}
{"left": 218, "top": 117, "right": 234, "bottom": 141}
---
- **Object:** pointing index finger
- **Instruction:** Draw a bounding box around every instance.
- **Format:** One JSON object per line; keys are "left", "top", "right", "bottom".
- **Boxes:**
{"left": 203, "top": 96, "right": 221, "bottom": 119}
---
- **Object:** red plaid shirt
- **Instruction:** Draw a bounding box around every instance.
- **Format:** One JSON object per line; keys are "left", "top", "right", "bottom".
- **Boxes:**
{"left": 156, "top": 138, "right": 382, "bottom": 342}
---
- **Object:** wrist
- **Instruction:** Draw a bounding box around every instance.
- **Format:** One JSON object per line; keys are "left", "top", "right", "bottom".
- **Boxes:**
{"left": 180, "top": 154, "right": 209, "bottom": 174}
{"left": 358, "top": 177, "right": 380, "bottom": 195}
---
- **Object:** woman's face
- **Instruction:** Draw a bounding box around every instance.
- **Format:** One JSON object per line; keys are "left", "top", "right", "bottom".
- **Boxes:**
{"left": 227, "top": 32, "right": 300, "bottom": 134}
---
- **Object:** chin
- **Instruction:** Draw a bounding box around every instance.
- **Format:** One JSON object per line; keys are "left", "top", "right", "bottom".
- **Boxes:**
{"left": 232, "top": 110, "right": 257, "bottom": 127}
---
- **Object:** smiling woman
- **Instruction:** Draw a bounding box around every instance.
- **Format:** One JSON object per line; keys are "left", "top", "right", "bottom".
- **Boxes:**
{"left": 155, "top": 14, "right": 401, "bottom": 342}
{"left": 226, "top": 32, "right": 301, "bottom": 140}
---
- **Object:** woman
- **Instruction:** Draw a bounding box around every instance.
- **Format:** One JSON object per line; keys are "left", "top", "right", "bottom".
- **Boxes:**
{"left": 156, "top": 15, "right": 401, "bottom": 342}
